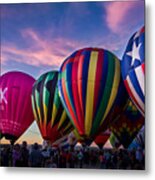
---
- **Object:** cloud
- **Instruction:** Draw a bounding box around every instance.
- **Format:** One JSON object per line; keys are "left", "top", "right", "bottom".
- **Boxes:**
{"left": 105, "top": 1, "right": 144, "bottom": 33}
{"left": 1, "top": 28, "right": 82, "bottom": 68}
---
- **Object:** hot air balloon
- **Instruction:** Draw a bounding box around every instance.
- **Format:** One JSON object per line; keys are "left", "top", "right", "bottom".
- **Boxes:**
{"left": 58, "top": 47, "right": 127, "bottom": 141}
{"left": 31, "top": 71, "right": 73, "bottom": 144}
{"left": 121, "top": 26, "right": 145, "bottom": 116}
{"left": 110, "top": 99, "right": 144, "bottom": 148}
{"left": 0, "top": 71, "right": 35, "bottom": 144}
{"left": 94, "top": 130, "right": 111, "bottom": 149}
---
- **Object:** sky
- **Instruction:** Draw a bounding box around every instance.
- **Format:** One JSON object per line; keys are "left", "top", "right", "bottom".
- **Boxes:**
{"left": 0, "top": 0, "right": 144, "bottom": 145}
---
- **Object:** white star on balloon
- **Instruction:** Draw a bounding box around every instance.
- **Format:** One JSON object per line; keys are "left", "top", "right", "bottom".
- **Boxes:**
{"left": 126, "top": 41, "right": 142, "bottom": 66}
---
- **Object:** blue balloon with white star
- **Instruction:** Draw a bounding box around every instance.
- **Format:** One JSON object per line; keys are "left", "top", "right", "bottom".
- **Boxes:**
{"left": 121, "top": 26, "right": 145, "bottom": 116}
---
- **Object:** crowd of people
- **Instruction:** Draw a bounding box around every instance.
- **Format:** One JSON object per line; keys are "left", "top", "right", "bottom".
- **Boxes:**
{"left": 0, "top": 141, "right": 145, "bottom": 169}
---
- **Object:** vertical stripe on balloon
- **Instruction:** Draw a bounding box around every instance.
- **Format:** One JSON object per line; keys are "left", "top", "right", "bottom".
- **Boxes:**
{"left": 77, "top": 54, "right": 85, "bottom": 131}
{"left": 57, "top": 110, "right": 67, "bottom": 130}
{"left": 85, "top": 51, "right": 98, "bottom": 136}
{"left": 72, "top": 50, "right": 84, "bottom": 133}
{"left": 43, "top": 87, "right": 49, "bottom": 128}
{"left": 93, "top": 49, "right": 104, "bottom": 120}
{"left": 81, "top": 50, "right": 91, "bottom": 114}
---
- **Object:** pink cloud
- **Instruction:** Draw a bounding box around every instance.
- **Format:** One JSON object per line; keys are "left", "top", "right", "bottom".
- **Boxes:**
{"left": 1, "top": 28, "right": 82, "bottom": 68}
{"left": 105, "top": 1, "right": 143, "bottom": 33}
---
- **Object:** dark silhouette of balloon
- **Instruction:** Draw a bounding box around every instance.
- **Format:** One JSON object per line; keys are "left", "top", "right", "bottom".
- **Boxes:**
{"left": 110, "top": 99, "right": 144, "bottom": 148}
{"left": 31, "top": 71, "right": 73, "bottom": 143}
{"left": 0, "top": 71, "right": 35, "bottom": 143}
{"left": 121, "top": 26, "right": 145, "bottom": 116}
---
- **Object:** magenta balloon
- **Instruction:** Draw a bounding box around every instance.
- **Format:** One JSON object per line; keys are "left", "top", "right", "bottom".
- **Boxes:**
{"left": 0, "top": 71, "right": 35, "bottom": 141}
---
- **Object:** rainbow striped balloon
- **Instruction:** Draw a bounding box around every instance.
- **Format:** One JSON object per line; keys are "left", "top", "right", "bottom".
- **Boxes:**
{"left": 31, "top": 71, "right": 73, "bottom": 143}
{"left": 58, "top": 47, "right": 122, "bottom": 139}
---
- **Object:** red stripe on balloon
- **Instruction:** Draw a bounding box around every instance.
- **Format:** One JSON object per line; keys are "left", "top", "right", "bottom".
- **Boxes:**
{"left": 72, "top": 50, "right": 84, "bottom": 134}
{"left": 77, "top": 54, "right": 85, "bottom": 132}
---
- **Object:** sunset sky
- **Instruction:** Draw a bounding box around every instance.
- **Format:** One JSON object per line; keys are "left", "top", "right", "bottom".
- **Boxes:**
{"left": 0, "top": 0, "right": 144, "bottom": 145}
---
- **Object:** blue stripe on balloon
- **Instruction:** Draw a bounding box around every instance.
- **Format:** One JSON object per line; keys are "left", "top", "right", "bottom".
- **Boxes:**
{"left": 81, "top": 49, "right": 91, "bottom": 114}
{"left": 66, "top": 57, "right": 77, "bottom": 119}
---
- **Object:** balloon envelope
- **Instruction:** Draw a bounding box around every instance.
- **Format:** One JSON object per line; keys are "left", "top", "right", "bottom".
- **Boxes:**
{"left": 121, "top": 26, "right": 145, "bottom": 116}
{"left": 110, "top": 99, "right": 144, "bottom": 148}
{"left": 58, "top": 47, "right": 123, "bottom": 140}
{"left": 31, "top": 71, "right": 73, "bottom": 143}
{"left": 0, "top": 71, "right": 35, "bottom": 141}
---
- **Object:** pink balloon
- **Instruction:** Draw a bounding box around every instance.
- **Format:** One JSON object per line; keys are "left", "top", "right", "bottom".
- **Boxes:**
{"left": 0, "top": 71, "right": 35, "bottom": 141}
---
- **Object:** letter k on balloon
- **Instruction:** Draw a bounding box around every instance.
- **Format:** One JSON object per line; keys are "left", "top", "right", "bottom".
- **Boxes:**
{"left": 0, "top": 87, "right": 8, "bottom": 104}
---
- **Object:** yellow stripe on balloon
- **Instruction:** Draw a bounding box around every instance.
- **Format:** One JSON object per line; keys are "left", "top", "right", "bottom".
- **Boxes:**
{"left": 100, "top": 57, "right": 120, "bottom": 125}
{"left": 31, "top": 96, "right": 38, "bottom": 122}
{"left": 37, "top": 107, "right": 42, "bottom": 127}
{"left": 43, "top": 103, "right": 48, "bottom": 127}
{"left": 57, "top": 110, "right": 67, "bottom": 130}
{"left": 42, "top": 86, "right": 47, "bottom": 127}
{"left": 51, "top": 104, "right": 58, "bottom": 126}
{"left": 85, "top": 51, "right": 98, "bottom": 136}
